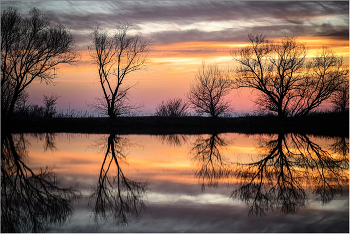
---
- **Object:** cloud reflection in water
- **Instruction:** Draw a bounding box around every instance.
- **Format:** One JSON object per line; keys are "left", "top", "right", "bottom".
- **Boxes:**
{"left": 2, "top": 132, "right": 348, "bottom": 232}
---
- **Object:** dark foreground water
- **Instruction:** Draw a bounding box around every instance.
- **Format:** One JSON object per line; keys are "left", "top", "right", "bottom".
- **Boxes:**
{"left": 1, "top": 132, "right": 349, "bottom": 232}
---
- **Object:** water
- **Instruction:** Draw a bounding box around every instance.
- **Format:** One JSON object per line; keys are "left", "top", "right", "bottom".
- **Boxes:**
{"left": 1, "top": 132, "right": 349, "bottom": 232}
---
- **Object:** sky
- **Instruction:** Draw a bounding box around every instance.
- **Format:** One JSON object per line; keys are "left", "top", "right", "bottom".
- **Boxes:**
{"left": 1, "top": 1, "right": 349, "bottom": 116}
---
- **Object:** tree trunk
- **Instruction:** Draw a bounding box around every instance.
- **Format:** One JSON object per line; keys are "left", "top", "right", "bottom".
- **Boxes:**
{"left": 5, "top": 92, "right": 18, "bottom": 122}
{"left": 277, "top": 108, "right": 285, "bottom": 120}
{"left": 108, "top": 107, "right": 116, "bottom": 122}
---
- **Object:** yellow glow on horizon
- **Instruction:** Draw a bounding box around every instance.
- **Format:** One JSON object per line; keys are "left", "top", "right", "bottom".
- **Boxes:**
{"left": 275, "top": 36, "right": 349, "bottom": 58}
{"left": 57, "top": 36, "right": 348, "bottom": 77}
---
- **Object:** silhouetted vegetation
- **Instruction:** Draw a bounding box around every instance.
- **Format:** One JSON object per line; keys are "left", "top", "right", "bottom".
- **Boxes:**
{"left": 231, "top": 133, "right": 349, "bottom": 216}
{"left": 231, "top": 34, "right": 349, "bottom": 119}
{"left": 89, "top": 132, "right": 146, "bottom": 226}
{"left": 155, "top": 134, "right": 190, "bottom": 147}
{"left": 1, "top": 132, "right": 79, "bottom": 232}
{"left": 1, "top": 7, "right": 78, "bottom": 122}
{"left": 187, "top": 62, "right": 234, "bottom": 117}
{"left": 7, "top": 110, "right": 348, "bottom": 137}
{"left": 190, "top": 134, "right": 233, "bottom": 190}
{"left": 329, "top": 136, "right": 349, "bottom": 159}
{"left": 331, "top": 78, "right": 349, "bottom": 113}
{"left": 11, "top": 92, "right": 97, "bottom": 120}
{"left": 0, "top": 4, "right": 348, "bottom": 233}
{"left": 12, "top": 93, "right": 60, "bottom": 119}
{"left": 155, "top": 97, "right": 189, "bottom": 117}
{"left": 89, "top": 23, "right": 150, "bottom": 121}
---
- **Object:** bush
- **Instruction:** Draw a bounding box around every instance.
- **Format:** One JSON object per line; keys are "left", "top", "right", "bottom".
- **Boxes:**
{"left": 43, "top": 94, "right": 59, "bottom": 118}
{"left": 12, "top": 93, "right": 59, "bottom": 119}
{"left": 155, "top": 98, "right": 189, "bottom": 117}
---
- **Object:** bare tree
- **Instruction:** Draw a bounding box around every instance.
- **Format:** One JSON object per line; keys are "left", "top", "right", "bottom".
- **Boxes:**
{"left": 1, "top": 7, "right": 78, "bottom": 121}
{"left": 231, "top": 34, "right": 348, "bottom": 118}
{"left": 187, "top": 62, "right": 233, "bottom": 117}
{"left": 89, "top": 24, "right": 150, "bottom": 121}
{"left": 88, "top": 94, "right": 141, "bottom": 117}
{"left": 43, "top": 93, "right": 60, "bottom": 118}
{"left": 155, "top": 97, "right": 189, "bottom": 117}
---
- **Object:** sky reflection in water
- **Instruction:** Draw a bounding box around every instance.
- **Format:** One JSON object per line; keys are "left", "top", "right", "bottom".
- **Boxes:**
{"left": 1, "top": 133, "right": 348, "bottom": 232}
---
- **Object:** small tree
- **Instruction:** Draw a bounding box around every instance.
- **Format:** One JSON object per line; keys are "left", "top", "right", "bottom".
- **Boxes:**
{"left": 89, "top": 24, "right": 150, "bottom": 121}
{"left": 1, "top": 7, "right": 78, "bottom": 121}
{"left": 187, "top": 62, "right": 233, "bottom": 117}
{"left": 43, "top": 94, "right": 60, "bottom": 118}
{"left": 155, "top": 98, "right": 189, "bottom": 117}
{"left": 11, "top": 93, "right": 59, "bottom": 119}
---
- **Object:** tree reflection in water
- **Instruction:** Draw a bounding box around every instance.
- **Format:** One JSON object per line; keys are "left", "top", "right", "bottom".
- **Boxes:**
{"left": 231, "top": 133, "right": 349, "bottom": 216}
{"left": 155, "top": 134, "right": 190, "bottom": 147}
{"left": 32, "top": 132, "right": 58, "bottom": 152}
{"left": 190, "top": 134, "right": 233, "bottom": 191}
{"left": 1, "top": 132, "right": 79, "bottom": 232}
{"left": 89, "top": 132, "right": 146, "bottom": 226}
{"left": 329, "top": 136, "right": 349, "bottom": 160}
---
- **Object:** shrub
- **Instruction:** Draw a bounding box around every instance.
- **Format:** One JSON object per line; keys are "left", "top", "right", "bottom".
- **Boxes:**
{"left": 155, "top": 98, "right": 189, "bottom": 117}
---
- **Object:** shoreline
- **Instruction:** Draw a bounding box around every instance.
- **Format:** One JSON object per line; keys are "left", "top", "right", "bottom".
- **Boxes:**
{"left": 4, "top": 111, "right": 349, "bottom": 137}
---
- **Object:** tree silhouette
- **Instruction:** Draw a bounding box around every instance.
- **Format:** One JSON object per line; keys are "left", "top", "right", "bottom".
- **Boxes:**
{"left": 231, "top": 133, "right": 348, "bottom": 216}
{"left": 89, "top": 133, "right": 146, "bottom": 226}
{"left": 1, "top": 7, "right": 78, "bottom": 122}
{"left": 89, "top": 24, "right": 150, "bottom": 121}
{"left": 1, "top": 132, "right": 79, "bottom": 232}
{"left": 190, "top": 134, "right": 233, "bottom": 190}
{"left": 187, "top": 62, "right": 233, "bottom": 117}
{"left": 231, "top": 35, "right": 348, "bottom": 118}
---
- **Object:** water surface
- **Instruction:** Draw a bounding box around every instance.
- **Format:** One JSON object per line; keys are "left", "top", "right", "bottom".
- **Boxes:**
{"left": 2, "top": 132, "right": 348, "bottom": 232}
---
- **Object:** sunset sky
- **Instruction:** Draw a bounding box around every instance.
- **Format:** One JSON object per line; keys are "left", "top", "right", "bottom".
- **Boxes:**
{"left": 2, "top": 1, "right": 349, "bottom": 115}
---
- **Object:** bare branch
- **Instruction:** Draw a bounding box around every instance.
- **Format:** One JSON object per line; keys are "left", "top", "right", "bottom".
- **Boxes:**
{"left": 89, "top": 23, "right": 150, "bottom": 121}
{"left": 1, "top": 7, "right": 78, "bottom": 121}
{"left": 187, "top": 62, "right": 234, "bottom": 117}
{"left": 231, "top": 35, "right": 348, "bottom": 118}
{"left": 155, "top": 98, "right": 190, "bottom": 117}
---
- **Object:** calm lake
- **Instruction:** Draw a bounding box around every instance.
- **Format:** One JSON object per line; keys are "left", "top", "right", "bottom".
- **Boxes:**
{"left": 2, "top": 132, "right": 349, "bottom": 232}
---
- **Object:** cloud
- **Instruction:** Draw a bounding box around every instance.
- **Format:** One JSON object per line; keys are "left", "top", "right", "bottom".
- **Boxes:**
{"left": 49, "top": 198, "right": 349, "bottom": 232}
{"left": 84, "top": 1, "right": 348, "bottom": 25}
{"left": 3, "top": 1, "right": 348, "bottom": 26}
{"left": 315, "top": 23, "right": 349, "bottom": 40}
{"left": 2, "top": 1, "right": 348, "bottom": 48}
{"left": 148, "top": 20, "right": 348, "bottom": 46}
